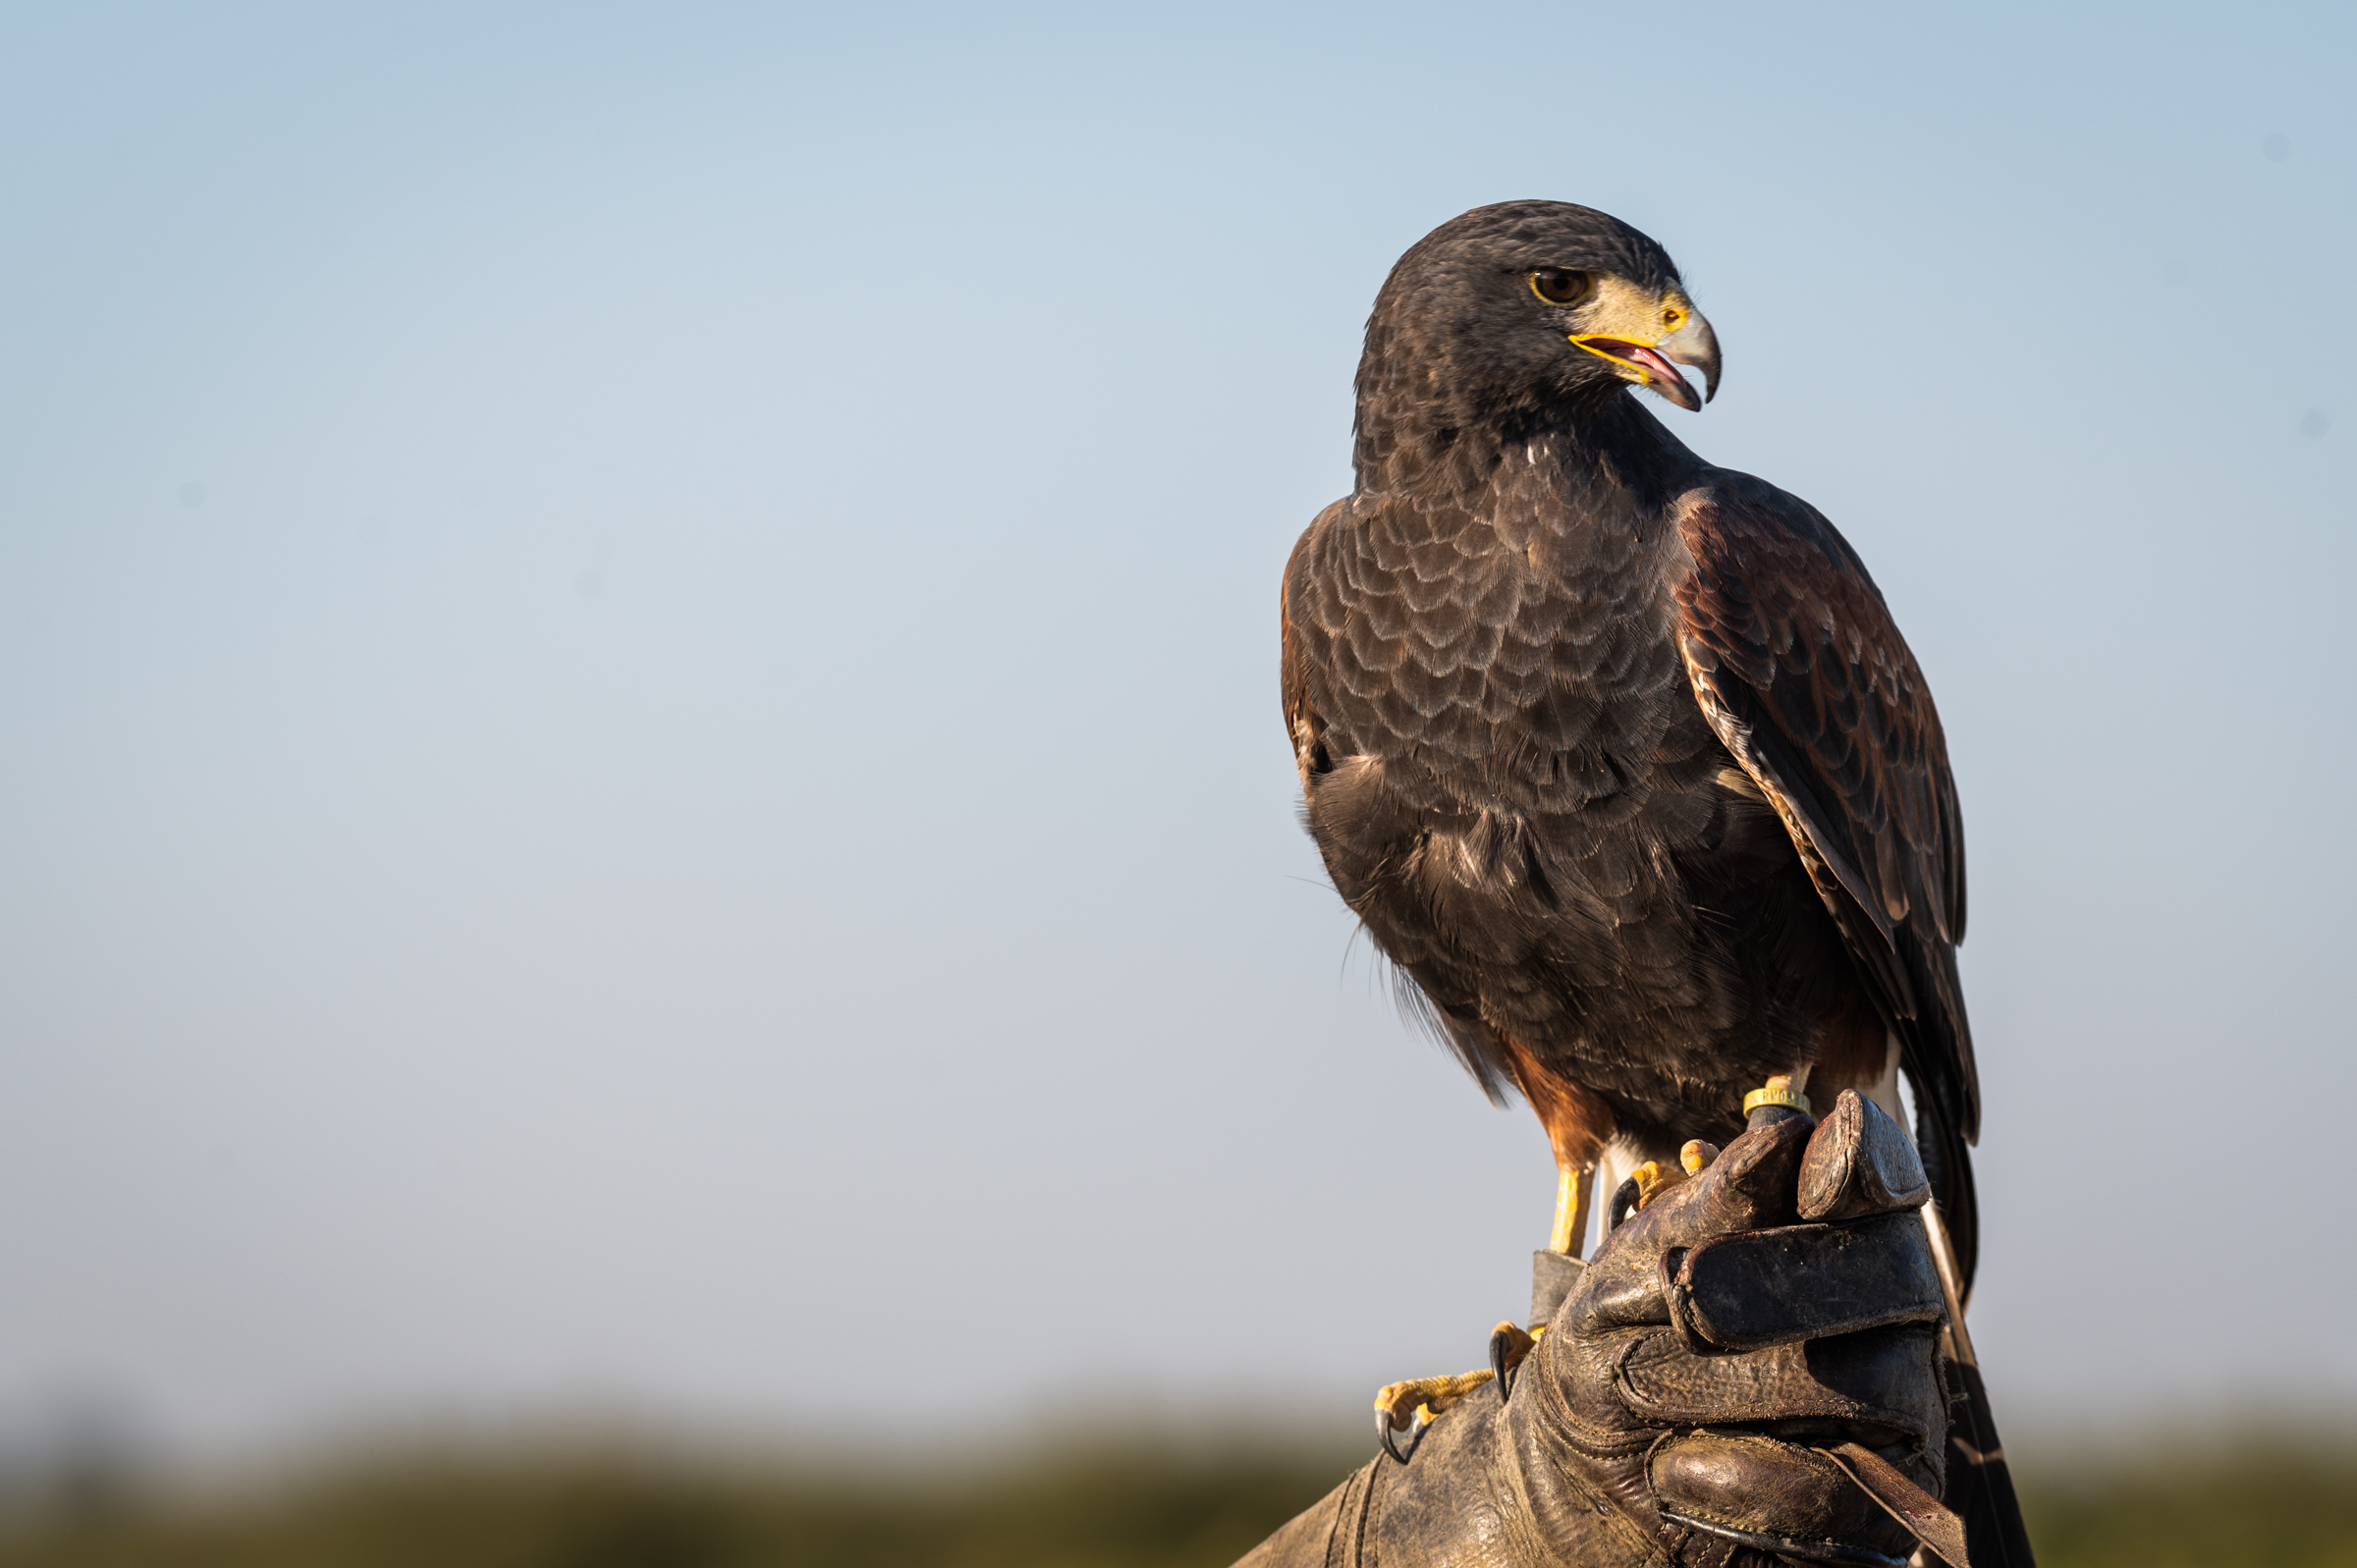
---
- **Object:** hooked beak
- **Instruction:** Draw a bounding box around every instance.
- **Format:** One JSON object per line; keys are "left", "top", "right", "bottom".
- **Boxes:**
{"left": 1571, "top": 304, "right": 1723, "bottom": 412}
{"left": 1657, "top": 309, "right": 1722, "bottom": 408}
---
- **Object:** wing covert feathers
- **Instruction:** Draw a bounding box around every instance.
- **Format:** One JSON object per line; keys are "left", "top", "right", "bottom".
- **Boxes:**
{"left": 1672, "top": 477, "right": 1982, "bottom": 1281}
{"left": 1280, "top": 506, "right": 1342, "bottom": 792}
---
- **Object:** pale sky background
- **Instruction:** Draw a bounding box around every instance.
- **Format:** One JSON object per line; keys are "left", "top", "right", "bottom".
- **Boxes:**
{"left": 1, "top": 2, "right": 2351, "bottom": 1463}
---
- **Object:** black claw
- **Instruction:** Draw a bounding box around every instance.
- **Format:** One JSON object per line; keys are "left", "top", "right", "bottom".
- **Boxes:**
{"left": 1609, "top": 1176, "right": 1641, "bottom": 1231}
{"left": 1377, "top": 1404, "right": 1427, "bottom": 1464}
{"left": 1489, "top": 1327, "right": 1517, "bottom": 1404}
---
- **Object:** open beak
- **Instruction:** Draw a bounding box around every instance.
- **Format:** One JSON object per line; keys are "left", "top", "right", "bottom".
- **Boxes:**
{"left": 1572, "top": 306, "right": 1722, "bottom": 412}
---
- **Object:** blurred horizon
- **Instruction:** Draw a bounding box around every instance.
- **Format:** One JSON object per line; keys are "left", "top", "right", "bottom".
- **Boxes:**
{"left": 0, "top": 1412, "right": 2352, "bottom": 1568}
{"left": 4, "top": 1385, "right": 2355, "bottom": 1496}
{"left": 1, "top": 0, "right": 2352, "bottom": 1481}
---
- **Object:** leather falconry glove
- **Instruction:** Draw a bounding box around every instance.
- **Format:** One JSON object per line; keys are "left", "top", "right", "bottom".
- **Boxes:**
{"left": 1237, "top": 1092, "right": 1966, "bottom": 1568}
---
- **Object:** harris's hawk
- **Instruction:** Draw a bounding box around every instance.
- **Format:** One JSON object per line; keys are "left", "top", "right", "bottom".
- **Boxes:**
{"left": 1281, "top": 201, "right": 1984, "bottom": 1293}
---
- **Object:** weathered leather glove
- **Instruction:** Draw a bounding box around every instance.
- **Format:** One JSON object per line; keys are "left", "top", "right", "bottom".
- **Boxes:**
{"left": 1238, "top": 1092, "right": 1967, "bottom": 1568}
{"left": 1540, "top": 1096, "right": 1953, "bottom": 1566}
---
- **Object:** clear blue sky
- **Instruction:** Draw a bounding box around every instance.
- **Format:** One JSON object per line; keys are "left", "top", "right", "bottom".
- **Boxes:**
{"left": 1, "top": 1, "right": 2350, "bottom": 1459}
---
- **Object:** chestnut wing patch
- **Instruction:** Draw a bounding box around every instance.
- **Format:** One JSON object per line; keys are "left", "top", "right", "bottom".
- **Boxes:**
{"left": 1672, "top": 477, "right": 1977, "bottom": 1145}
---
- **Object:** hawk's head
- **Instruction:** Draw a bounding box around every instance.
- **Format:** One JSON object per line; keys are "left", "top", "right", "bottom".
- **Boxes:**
{"left": 1357, "top": 201, "right": 1723, "bottom": 440}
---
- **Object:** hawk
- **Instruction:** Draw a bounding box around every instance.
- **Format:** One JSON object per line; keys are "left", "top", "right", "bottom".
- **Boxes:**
{"left": 1282, "top": 201, "right": 1983, "bottom": 1291}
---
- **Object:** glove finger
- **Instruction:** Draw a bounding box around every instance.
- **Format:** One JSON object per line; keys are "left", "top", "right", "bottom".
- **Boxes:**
{"left": 1609, "top": 1325, "right": 1946, "bottom": 1453}
{"left": 1574, "top": 1115, "right": 1814, "bottom": 1332}
{"left": 1649, "top": 1433, "right": 1917, "bottom": 1567}
{"left": 1657, "top": 1110, "right": 1812, "bottom": 1238}
{"left": 1797, "top": 1091, "right": 1929, "bottom": 1222}
{"left": 1666, "top": 1212, "right": 1945, "bottom": 1352}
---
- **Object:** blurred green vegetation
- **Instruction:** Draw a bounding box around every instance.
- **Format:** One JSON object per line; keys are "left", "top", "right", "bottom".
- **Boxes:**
{"left": 0, "top": 1435, "right": 2348, "bottom": 1567}
{"left": 0, "top": 1441, "right": 1348, "bottom": 1568}
{"left": 2014, "top": 1443, "right": 2357, "bottom": 1568}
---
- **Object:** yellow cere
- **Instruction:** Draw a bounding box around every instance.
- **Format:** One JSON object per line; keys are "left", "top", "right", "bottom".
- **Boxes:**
{"left": 1560, "top": 274, "right": 1687, "bottom": 384}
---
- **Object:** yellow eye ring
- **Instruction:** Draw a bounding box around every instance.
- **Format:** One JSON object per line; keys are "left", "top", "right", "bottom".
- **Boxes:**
{"left": 1529, "top": 269, "right": 1592, "bottom": 307}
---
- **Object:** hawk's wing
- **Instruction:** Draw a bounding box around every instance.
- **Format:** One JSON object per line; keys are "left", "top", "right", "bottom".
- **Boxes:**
{"left": 1279, "top": 509, "right": 1330, "bottom": 792}
{"left": 1672, "top": 472, "right": 1982, "bottom": 1286}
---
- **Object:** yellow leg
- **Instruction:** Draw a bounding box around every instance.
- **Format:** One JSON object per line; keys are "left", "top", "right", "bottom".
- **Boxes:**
{"left": 1547, "top": 1164, "right": 1596, "bottom": 1257}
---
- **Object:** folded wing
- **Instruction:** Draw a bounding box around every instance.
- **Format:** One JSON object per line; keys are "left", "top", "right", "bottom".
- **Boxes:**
{"left": 1672, "top": 474, "right": 1982, "bottom": 1289}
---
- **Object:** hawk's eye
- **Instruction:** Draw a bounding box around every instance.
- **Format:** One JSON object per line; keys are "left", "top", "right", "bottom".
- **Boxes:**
{"left": 1529, "top": 269, "right": 1592, "bottom": 306}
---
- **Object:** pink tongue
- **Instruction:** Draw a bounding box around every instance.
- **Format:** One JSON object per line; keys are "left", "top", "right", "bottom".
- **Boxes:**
{"left": 1622, "top": 344, "right": 1695, "bottom": 400}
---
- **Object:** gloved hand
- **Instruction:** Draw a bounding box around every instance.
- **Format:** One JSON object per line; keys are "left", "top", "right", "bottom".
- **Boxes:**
{"left": 1536, "top": 1093, "right": 1954, "bottom": 1565}
{"left": 1238, "top": 1091, "right": 1968, "bottom": 1568}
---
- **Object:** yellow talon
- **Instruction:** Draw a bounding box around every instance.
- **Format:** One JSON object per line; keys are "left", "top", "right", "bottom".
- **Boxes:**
{"left": 1374, "top": 1368, "right": 1495, "bottom": 1427}
{"left": 1629, "top": 1159, "right": 1690, "bottom": 1211}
